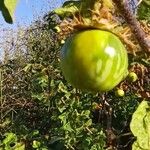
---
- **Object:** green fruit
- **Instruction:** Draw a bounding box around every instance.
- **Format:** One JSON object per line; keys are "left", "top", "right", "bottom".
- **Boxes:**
{"left": 60, "top": 39, "right": 65, "bottom": 45}
{"left": 115, "top": 89, "right": 125, "bottom": 97}
{"left": 128, "top": 72, "right": 138, "bottom": 82}
{"left": 60, "top": 30, "right": 128, "bottom": 92}
{"left": 54, "top": 26, "right": 61, "bottom": 33}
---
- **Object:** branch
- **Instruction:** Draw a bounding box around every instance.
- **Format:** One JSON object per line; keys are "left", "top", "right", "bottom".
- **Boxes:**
{"left": 112, "top": 0, "right": 150, "bottom": 53}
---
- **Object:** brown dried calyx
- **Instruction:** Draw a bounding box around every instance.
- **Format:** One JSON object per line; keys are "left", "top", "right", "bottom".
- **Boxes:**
{"left": 56, "top": 0, "right": 150, "bottom": 55}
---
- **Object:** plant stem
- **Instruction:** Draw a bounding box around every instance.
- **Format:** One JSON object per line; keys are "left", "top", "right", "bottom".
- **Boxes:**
{"left": 0, "top": 69, "right": 3, "bottom": 119}
{"left": 112, "top": 0, "right": 150, "bottom": 53}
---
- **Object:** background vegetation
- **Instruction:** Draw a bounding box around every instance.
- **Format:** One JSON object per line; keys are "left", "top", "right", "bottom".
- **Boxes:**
{"left": 0, "top": 0, "right": 150, "bottom": 150}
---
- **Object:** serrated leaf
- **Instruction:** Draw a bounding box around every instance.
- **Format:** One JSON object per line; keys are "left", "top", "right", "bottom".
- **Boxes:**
{"left": 0, "top": 0, "right": 18, "bottom": 24}
{"left": 130, "top": 100, "right": 150, "bottom": 150}
{"left": 3, "top": 133, "right": 17, "bottom": 145}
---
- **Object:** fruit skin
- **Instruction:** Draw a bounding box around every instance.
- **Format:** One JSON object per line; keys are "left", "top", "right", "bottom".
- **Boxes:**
{"left": 115, "top": 89, "right": 125, "bottom": 97}
{"left": 128, "top": 72, "right": 138, "bottom": 82}
{"left": 60, "top": 30, "right": 128, "bottom": 92}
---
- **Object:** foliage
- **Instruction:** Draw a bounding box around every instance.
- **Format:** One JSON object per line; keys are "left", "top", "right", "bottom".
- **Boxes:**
{"left": 130, "top": 100, "right": 150, "bottom": 150}
{"left": 0, "top": 132, "right": 25, "bottom": 150}
{"left": 0, "top": 0, "right": 150, "bottom": 150}
{"left": 0, "top": 15, "right": 106, "bottom": 149}
{"left": 54, "top": 1, "right": 80, "bottom": 18}
{"left": 138, "top": 1, "right": 150, "bottom": 21}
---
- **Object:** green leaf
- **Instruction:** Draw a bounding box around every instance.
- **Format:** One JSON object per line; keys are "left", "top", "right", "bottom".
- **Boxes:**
{"left": 14, "top": 143, "right": 25, "bottom": 150}
{"left": 58, "top": 82, "right": 68, "bottom": 94}
{"left": 0, "top": 0, "right": 18, "bottom": 24}
{"left": 3, "top": 133, "right": 17, "bottom": 145}
{"left": 32, "top": 140, "right": 41, "bottom": 148}
{"left": 23, "top": 64, "right": 32, "bottom": 72}
{"left": 85, "top": 119, "right": 92, "bottom": 127}
{"left": 31, "top": 130, "right": 39, "bottom": 136}
{"left": 130, "top": 101, "right": 150, "bottom": 150}
{"left": 54, "top": 1, "right": 80, "bottom": 17}
{"left": 143, "top": 0, "right": 150, "bottom": 6}
{"left": 59, "top": 113, "right": 67, "bottom": 125}
{"left": 63, "top": 122, "right": 73, "bottom": 132}
{"left": 138, "top": 1, "right": 150, "bottom": 21}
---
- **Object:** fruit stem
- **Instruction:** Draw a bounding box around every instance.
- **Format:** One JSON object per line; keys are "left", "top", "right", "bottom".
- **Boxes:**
{"left": 112, "top": 0, "right": 150, "bottom": 53}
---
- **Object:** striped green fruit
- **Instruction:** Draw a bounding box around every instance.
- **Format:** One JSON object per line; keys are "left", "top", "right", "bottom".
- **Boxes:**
{"left": 60, "top": 30, "right": 128, "bottom": 92}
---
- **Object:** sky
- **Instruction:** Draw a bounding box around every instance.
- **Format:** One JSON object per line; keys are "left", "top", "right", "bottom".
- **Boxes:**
{"left": 0, "top": 0, "right": 65, "bottom": 28}
{"left": 0, "top": 0, "right": 65, "bottom": 58}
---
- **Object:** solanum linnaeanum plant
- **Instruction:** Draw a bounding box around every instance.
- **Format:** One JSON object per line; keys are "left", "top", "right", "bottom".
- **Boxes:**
{"left": 60, "top": 29, "right": 128, "bottom": 92}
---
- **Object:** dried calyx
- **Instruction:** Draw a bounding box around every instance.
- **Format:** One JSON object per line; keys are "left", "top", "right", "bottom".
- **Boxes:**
{"left": 54, "top": 0, "right": 150, "bottom": 55}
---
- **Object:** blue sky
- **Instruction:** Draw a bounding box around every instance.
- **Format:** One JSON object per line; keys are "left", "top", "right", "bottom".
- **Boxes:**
{"left": 0, "top": 0, "right": 65, "bottom": 28}
{"left": 0, "top": 0, "right": 65, "bottom": 58}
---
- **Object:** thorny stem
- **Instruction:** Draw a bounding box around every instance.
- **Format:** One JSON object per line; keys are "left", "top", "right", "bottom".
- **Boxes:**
{"left": 112, "top": 0, "right": 150, "bottom": 53}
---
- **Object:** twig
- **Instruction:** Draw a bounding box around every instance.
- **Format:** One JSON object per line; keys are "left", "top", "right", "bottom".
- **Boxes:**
{"left": 0, "top": 69, "right": 3, "bottom": 119}
{"left": 112, "top": 0, "right": 150, "bottom": 53}
{"left": 106, "top": 104, "right": 116, "bottom": 149}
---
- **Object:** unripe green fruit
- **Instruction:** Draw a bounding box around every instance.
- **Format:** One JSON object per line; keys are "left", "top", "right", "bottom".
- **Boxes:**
{"left": 54, "top": 26, "right": 61, "bottom": 33}
{"left": 128, "top": 72, "right": 138, "bottom": 82}
{"left": 115, "top": 89, "right": 125, "bottom": 97}
{"left": 60, "top": 39, "right": 65, "bottom": 45}
{"left": 60, "top": 30, "right": 128, "bottom": 92}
